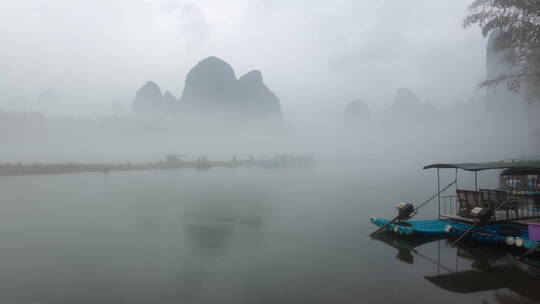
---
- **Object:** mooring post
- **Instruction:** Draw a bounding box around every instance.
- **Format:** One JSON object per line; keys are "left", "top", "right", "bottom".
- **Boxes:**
{"left": 475, "top": 171, "right": 478, "bottom": 191}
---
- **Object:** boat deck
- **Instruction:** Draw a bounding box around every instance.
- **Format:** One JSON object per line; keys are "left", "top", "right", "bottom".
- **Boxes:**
{"left": 513, "top": 218, "right": 540, "bottom": 225}
{"left": 370, "top": 217, "right": 472, "bottom": 236}
{"left": 440, "top": 213, "right": 540, "bottom": 225}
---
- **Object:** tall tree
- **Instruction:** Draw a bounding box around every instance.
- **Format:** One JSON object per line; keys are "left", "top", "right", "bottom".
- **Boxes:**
{"left": 464, "top": 0, "right": 540, "bottom": 100}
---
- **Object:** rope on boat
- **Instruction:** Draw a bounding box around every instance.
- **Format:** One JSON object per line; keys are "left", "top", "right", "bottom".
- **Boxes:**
{"left": 518, "top": 242, "right": 540, "bottom": 261}
{"left": 369, "top": 215, "right": 402, "bottom": 236}
{"left": 413, "top": 180, "right": 457, "bottom": 214}
{"left": 450, "top": 223, "right": 478, "bottom": 247}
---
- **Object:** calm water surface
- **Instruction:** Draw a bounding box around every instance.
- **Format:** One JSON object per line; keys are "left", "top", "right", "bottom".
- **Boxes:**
{"left": 1, "top": 162, "right": 539, "bottom": 304}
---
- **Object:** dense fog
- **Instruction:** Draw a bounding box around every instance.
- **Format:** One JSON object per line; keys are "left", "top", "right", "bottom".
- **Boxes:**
{"left": 0, "top": 0, "right": 538, "bottom": 165}
{"left": 3, "top": 2, "right": 540, "bottom": 304}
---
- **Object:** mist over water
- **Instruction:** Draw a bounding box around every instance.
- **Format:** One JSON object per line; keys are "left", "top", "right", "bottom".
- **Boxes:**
{"left": 1, "top": 1, "right": 540, "bottom": 303}
{"left": 1, "top": 54, "right": 538, "bottom": 164}
{"left": 0, "top": 164, "right": 537, "bottom": 303}
{"left": 0, "top": 103, "right": 537, "bottom": 164}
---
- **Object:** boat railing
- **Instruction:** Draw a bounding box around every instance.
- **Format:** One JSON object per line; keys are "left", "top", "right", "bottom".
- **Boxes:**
{"left": 440, "top": 195, "right": 457, "bottom": 217}
{"left": 439, "top": 190, "right": 540, "bottom": 222}
{"left": 507, "top": 193, "right": 540, "bottom": 220}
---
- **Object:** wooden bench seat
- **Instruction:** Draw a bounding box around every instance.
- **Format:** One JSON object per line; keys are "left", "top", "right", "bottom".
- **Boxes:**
{"left": 456, "top": 189, "right": 483, "bottom": 218}
{"left": 479, "top": 188, "right": 518, "bottom": 219}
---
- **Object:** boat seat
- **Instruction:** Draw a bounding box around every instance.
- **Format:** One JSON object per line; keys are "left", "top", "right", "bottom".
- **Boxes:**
{"left": 479, "top": 188, "right": 518, "bottom": 219}
{"left": 456, "top": 189, "right": 483, "bottom": 218}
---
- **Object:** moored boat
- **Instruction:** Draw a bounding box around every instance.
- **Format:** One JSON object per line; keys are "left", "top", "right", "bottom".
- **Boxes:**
{"left": 370, "top": 217, "right": 462, "bottom": 236}
{"left": 370, "top": 159, "right": 540, "bottom": 257}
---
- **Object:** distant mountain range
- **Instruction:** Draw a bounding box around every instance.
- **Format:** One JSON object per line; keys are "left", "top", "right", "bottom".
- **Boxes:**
{"left": 383, "top": 88, "right": 437, "bottom": 117}
{"left": 132, "top": 56, "right": 283, "bottom": 121}
{"left": 344, "top": 88, "right": 438, "bottom": 124}
{"left": 344, "top": 99, "right": 370, "bottom": 123}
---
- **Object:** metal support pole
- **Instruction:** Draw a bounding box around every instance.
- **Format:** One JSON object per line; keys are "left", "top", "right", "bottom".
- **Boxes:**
{"left": 455, "top": 251, "right": 458, "bottom": 272}
{"left": 437, "top": 239, "right": 441, "bottom": 275}
{"left": 437, "top": 168, "right": 441, "bottom": 219}
{"left": 455, "top": 168, "right": 459, "bottom": 215}
{"left": 475, "top": 171, "right": 478, "bottom": 191}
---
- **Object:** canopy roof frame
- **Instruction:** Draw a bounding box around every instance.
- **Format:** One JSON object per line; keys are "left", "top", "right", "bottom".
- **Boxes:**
{"left": 423, "top": 160, "right": 540, "bottom": 172}
{"left": 424, "top": 160, "right": 540, "bottom": 219}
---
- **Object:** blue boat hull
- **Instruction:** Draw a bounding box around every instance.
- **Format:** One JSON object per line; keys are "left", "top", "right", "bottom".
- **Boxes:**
{"left": 445, "top": 224, "right": 539, "bottom": 249}
{"left": 370, "top": 217, "right": 460, "bottom": 236}
{"left": 370, "top": 217, "right": 540, "bottom": 251}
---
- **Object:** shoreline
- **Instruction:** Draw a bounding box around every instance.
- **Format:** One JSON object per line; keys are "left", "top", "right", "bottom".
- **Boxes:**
{"left": 0, "top": 156, "right": 316, "bottom": 177}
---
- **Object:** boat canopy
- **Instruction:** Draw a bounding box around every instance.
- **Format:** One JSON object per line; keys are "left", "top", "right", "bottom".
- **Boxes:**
{"left": 423, "top": 160, "right": 540, "bottom": 172}
{"left": 501, "top": 167, "right": 540, "bottom": 176}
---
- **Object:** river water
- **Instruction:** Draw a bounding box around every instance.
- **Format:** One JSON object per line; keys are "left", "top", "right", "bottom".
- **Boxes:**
{"left": 0, "top": 162, "right": 539, "bottom": 304}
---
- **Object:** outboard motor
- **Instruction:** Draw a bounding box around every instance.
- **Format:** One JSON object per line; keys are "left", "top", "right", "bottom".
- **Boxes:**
{"left": 395, "top": 202, "right": 415, "bottom": 220}
{"left": 470, "top": 207, "right": 493, "bottom": 225}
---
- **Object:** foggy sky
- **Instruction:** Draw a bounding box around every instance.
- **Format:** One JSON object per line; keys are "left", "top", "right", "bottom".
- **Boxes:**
{"left": 0, "top": 0, "right": 486, "bottom": 117}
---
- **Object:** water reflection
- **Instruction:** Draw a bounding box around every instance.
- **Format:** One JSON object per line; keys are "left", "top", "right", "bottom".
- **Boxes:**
{"left": 372, "top": 232, "right": 540, "bottom": 302}
{"left": 174, "top": 198, "right": 269, "bottom": 302}
{"left": 180, "top": 197, "right": 268, "bottom": 256}
{"left": 8, "top": 165, "right": 540, "bottom": 303}
{"left": 370, "top": 232, "right": 444, "bottom": 265}
{"left": 135, "top": 201, "right": 164, "bottom": 237}
{"left": 184, "top": 224, "right": 234, "bottom": 255}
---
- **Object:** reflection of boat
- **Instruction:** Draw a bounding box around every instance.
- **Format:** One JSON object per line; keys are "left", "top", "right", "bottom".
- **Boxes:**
{"left": 374, "top": 229, "right": 540, "bottom": 301}
{"left": 424, "top": 266, "right": 540, "bottom": 299}
{"left": 371, "top": 230, "right": 443, "bottom": 249}
{"left": 370, "top": 160, "right": 540, "bottom": 257}
{"left": 425, "top": 242, "right": 540, "bottom": 301}
{"left": 371, "top": 231, "right": 445, "bottom": 265}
